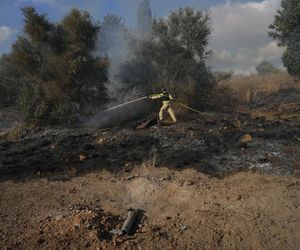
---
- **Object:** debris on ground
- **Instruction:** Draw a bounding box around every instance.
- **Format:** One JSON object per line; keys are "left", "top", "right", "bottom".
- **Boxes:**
{"left": 120, "top": 209, "right": 140, "bottom": 235}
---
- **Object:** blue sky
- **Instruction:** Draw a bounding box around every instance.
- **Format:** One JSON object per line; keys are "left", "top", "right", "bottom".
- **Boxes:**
{"left": 0, "top": 0, "right": 283, "bottom": 73}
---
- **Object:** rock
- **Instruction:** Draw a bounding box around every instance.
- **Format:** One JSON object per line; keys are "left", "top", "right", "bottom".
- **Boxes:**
{"left": 55, "top": 215, "right": 63, "bottom": 220}
{"left": 79, "top": 153, "right": 87, "bottom": 161}
{"left": 178, "top": 181, "right": 184, "bottom": 186}
{"left": 126, "top": 175, "right": 136, "bottom": 181}
{"left": 180, "top": 225, "right": 188, "bottom": 230}
{"left": 159, "top": 175, "right": 172, "bottom": 181}
{"left": 233, "top": 119, "right": 241, "bottom": 128}
{"left": 184, "top": 180, "right": 194, "bottom": 186}
{"left": 159, "top": 229, "right": 166, "bottom": 236}
{"left": 97, "top": 138, "right": 106, "bottom": 144}
{"left": 239, "top": 134, "right": 252, "bottom": 144}
{"left": 125, "top": 162, "right": 134, "bottom": 168}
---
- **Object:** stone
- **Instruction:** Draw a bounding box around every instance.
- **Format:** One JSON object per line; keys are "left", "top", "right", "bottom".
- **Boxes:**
{"left": 184, "top": 180, "right": 194, "bottom": 186}
{"left": 180, "top": 225, "right": 188, "bottom": 230}
{"left": 79, "top": 153, "right": 87, "bottom": 161}
{"left": 239, "top": 134, "right": 253, "bottom": 144}
{"left": 233, "top": 119, "right": 241, "bottom": 128}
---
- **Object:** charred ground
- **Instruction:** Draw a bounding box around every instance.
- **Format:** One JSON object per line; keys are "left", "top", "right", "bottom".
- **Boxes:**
{"left": 0, "top": 89, "right": 299, "bottom": 181}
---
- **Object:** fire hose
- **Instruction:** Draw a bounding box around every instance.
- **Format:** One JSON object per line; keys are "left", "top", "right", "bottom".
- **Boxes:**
{"left": 176, "top": 102, "right": 214, "bottom": 117}
{"left": 104, "top": 96, "right": 213, "bottom": 117}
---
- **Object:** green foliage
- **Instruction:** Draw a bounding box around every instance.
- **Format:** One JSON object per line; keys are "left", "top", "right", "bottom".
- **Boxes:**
{"left": 118, "top": 7, "right": 214, "bottom": 107}
{"left": 256, "top": 61, "right": 280, "bottom": 75}
{"left": 282, "top": 29, "right": 300, "bottom": 77}
{"left": 0, "top": 7, "right": 109, "bottom": 125}
{"left": 62, "top": 9, "right": 99, "bottom": 53}
{"left": 22, "top": 6, "right": 54, "bottom": 44}
{"left": 269, "top": 0, "right": 300, "bottom": 76}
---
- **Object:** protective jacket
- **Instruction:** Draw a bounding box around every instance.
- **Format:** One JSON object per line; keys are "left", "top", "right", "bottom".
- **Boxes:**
{"left": 149, "top": 92, "right": 173, "bottom": 102}
{"left": 149, "top": 91, "right": 177, "bottom": 123}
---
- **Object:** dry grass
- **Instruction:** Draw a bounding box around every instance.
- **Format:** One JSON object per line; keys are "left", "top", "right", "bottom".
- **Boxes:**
{"left": 5, "top": 126, "right": 27, "bottom": 141}
{"left": 218, "top": 72, "right": 299, "bottom": 106}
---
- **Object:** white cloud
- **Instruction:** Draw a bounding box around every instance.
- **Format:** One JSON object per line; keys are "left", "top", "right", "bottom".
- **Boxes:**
{"left": 0, "top": 26, "right": 16, "bottom": 44}
{"left": 208, "top": 0, "right": 283, "bottom": 74}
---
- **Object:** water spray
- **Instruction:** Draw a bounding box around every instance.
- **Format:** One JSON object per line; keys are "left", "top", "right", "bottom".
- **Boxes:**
{"left": 104, "top": 96, "right": 148, "bottom": 112}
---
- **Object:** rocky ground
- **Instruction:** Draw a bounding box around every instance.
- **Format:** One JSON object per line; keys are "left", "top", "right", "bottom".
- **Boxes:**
{"left": 0, "top": 89, "right": 299, "bottom": 249}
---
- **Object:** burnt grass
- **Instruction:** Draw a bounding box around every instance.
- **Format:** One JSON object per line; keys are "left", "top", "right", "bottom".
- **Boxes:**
{"left": 0, "top": 90, "right": 299, "bottom": 182}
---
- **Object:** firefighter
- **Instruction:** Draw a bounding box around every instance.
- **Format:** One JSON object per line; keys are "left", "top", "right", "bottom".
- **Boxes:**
{"left": 149, "top": 87, "right": 177, "bottom": 124}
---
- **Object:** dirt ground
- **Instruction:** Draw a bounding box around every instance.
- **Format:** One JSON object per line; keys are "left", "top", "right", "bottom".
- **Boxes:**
{"left": 0, "top": 89, "right": 299, "bottom": 249}
{"left": 0, "top": 167, "right": 299, "bottom": 249}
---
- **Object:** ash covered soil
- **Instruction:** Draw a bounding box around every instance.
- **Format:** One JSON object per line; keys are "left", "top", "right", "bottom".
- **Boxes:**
{"left": 0, "top": 89, "right": 299, "bottom": 249}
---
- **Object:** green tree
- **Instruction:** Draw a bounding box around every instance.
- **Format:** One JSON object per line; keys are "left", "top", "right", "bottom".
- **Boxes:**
{"left": 0, "top": 7, "right": 109, "bottom": 124}
{"left": 281, "top": 28, "right": 300, "bottom": 77}
{"left": 256, "top": 61, "right": 280, "bottom": 75}
{"left": 269, "top": 0, "right": 300, "bottom": 76}
{"left": 118, "top": 7, "right": 213, "bottom": 106}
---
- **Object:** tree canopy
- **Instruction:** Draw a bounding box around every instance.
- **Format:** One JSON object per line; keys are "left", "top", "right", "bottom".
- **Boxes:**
{"left": 269, "top": 0, "right": 300, "bottom": 76}
{"left": 118, "top": 7, "right": 213, "bottom": 106}
{"left": 256, "top": 61, "right": 280, "bottom": 75}
{"left": 0, "top": 7, "right": 109, "bottom": 124}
